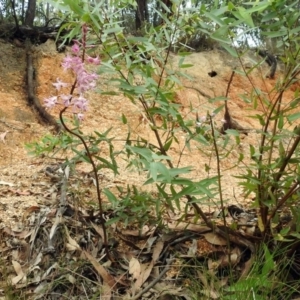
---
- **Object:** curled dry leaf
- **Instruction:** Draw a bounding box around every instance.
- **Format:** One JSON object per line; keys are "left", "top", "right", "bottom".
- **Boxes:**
{"left": 240, "top": 255, "right": 254, "bottom": 279}
{"left": 91, "top": 222, "right": 104, "bottom": 240}
{"left": 132, "top": 240, "right": 164, "bottom": 293}
{"left": 3, "top": 227, "right": 32, "bottom": 239}
{"left": 42, "top": 262, "right": 59, "bottom": 280}
{"left": 64, "top": 226, "right": 81, "bottom": 251}
{"left": 202, "top": 232, "right": 227, "bottom": 246}
{"left": 121, "top": 225, "right": 155, "bottom": 237}
{"left": 67, "top": 274, "right": 76, "bottom": 284}
{"left": 0, "top": 131, "right": 8, "bottom": 143}
{"left": 49, "top": 216, "right": 62, "bottom": 241}
{"left": 12, "top": 260, "right": 25, "bottom": 285}
{"left": 187, "top": 239, "right": 198, "bottom": 256}
{"left": 129, "top": 257, "right": 141, "bottom": 280}
{"left": 207, "top": 247, "right": 242, "bottom": 274}
{"left": 208, "top": 259, "right": 220, "bottom": 272}
{"left": 217, "top": 247, "right": 241, "bottom": 268}
{"left": 23, "top": 206, "right": 40, "bottom": 220}
{"left": 169, "top": 223, "right": 210, "bottom": 233}
{"left": 83, "top": 250, "right": 116, "bottom": 289}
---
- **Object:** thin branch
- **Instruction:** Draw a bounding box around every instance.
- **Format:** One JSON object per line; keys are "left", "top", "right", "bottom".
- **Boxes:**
{"left": 10, "top": 0, "right": 19, "bottom": 30}
{"left": 267, "top": 180, "right": 300, "bottom": 229}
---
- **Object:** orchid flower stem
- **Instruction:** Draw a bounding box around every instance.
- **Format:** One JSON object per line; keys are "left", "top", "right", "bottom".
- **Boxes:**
{"left": 59, "top": 108, "right": 112, "bottom": 261}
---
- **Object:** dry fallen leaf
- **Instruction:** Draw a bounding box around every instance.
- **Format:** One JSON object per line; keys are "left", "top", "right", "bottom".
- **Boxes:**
{"left": 169, "top": 223, "right": 210, "bottom": 233}
{"left": 202, "top": 232, "right": 228, "bottom": 246}
{"left": 91, "top": 222, "right": 105, "bottom": 240}
{"left": 257, "top": 215, "right": 265, "bottom": 232}
{"left": 132, "top": 240, "right": 164, "bottom": 293}
{"left": 83, "top": 250, "right": 116, "bottom": 289}
{"left": 207, "top": 258, "right": 219, "bottom": 272}
{"left": 187, "top": 239, "right": 198, "bottom": 256}
{"left": 152, "top": 240, "right": 164, "bottom": 263}
{"left": 240, "top": 255, "right": 254, "bottom": 279}
{"left": 3, "top": 227, "right": 32, "bottom": 239}
{"left": 23, "top": 206, "right": 40, "bottom": 220}
{"left": 0, "top": 131, "right": 8, "bottom": 143}
{"left": 67, "top": 274, "right": 76, "bottom": 284}
{"left": 49, "top": 216, "right": 62, "bottom": 241}
{"left": 64, "top": 226, "right": 81, "bottom": 252}
{"left": 201, "top": 288, "right": 219, "bottom": 299}
{"left": 8, "top": 189, "right": 31, "bottom": 196}
{"left": 0, "top": 180, "right": 14, "bottom": 186}
{"left": 11, "top": 260, "right": 25, "bottom": 285}
{"left": 129, "top": 257, "right": 141, "bottom": 280}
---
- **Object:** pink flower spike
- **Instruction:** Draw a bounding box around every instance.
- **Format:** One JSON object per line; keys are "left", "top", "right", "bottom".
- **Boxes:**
{"left": 60, "top": 94, "right": 72, "bottom": 107}
{"left": 86, "top": 55, "right": 101, "bottom": 65}
{"left": 44, "top": 96, "right": 57, "bottom": 109}
{"left": 197, "top": 115, "right": 206, "bottom": 123}
{"left": 52, "top": 78, "right": 69, "bottom": 91}
{"left": 73, "top": 95, "right": 88, "bottom": 111}
{"left": 82, "top": 23, "right": 88, "bottom": 34}
{"left": 62, "top": 56, "right": 74, "bottom": 70}
{"left": 71, "top": 43, "right": 80, "bottom": 55}
{"left": 76, "top": 70, "right": 98, "bottom": 93}
{"left": 77, "top": 113, "right": 84, "bottom": 121}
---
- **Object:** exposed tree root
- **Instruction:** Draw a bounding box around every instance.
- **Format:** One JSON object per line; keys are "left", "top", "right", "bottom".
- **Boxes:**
{"left": 25, "top": 40, "right": 61, "bottom": 133}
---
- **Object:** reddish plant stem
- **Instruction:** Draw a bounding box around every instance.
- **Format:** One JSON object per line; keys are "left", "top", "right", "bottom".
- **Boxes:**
{"left": 58, "top": 76, "right": 112, "bottom": 261}
{"left": 59, "top": 108, "right": 112, "bottom": 261}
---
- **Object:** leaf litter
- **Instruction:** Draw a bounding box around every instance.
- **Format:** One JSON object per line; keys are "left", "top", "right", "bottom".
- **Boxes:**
{"left": 0, "top": 162, "right": 263, "bottom": 299}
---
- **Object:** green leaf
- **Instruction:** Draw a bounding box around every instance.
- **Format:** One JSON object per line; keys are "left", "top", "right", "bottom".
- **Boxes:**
{"left": 204, "top": 11, "right": 226, "bottom": 26}
{"left": 233, "top": 7, "right": 254, "bottom": 28}
{"left": 149, "top": 162, "right": 159, "bottom": 181}
{"left": 262, "top": 244, "right": 275, "bottom": 276}
{"left": 222, "top": 44, "right": 238, "bottom": 57}
{"left": 290, "top": 232, "right": 300, "bottom": 239}
{"left": 103, "top": 189, "right": 118, "bottom": 206}
{"left": 163, "top": 138, "right": 173, "bottom": 151}
{"left": 245, "top": 1, "right": 270, "bottom": 14}
{"left": 209, "top": 97, "right": 227, "bottom": 103}
{"left": 121, "top": 114, "right": 127, "bottom": 124}
{"left": 171, "top": 178, "right": 194, "bottom": 185}
{"left": 290, "top": 97, "right": 300, "bottom": 108}
{"left": 288, "top": 112, "right": 300, "bottom": 122}
{"left": 211, "top": 27, "right": 231, "bottom": 44}
{"left": 63, "top": 0, "right": 84, "bottom": 16}
{"left": 289, "top": 26, "right": 300, "bottom": 35}
{"left": 126, "top": 146, "right": 152, "bottom": 161}
{"left": 149, "top": 162, "right": 171, "bottom": 183}
{"left": 213, "top": 104, "right": 225, "bottom": 115}
{"left": 89, "top": 13, "right": 101, "bottom": 30}
{"left": 170, "top": 184, "right": 196, "bottom": 200}
{"left": 262, "top": 29, "right": 288, "bottom": 38}
{"left": 152, "top": 153, "right": 171, "bottom": 160}
{"left": 225, "top": 129, "right": 240, "bottom": 136}
{"left": 72, "top": 148, "right": 90, "bottom": 163}
{"left": 103, "top": 26, "right": 124, "bottom": 35}
{"left": 105, "top": 216, "right": 121, "bottom": 226}
{"left": 280, "top": 226, "right": 291, "bottom": 237}
{"left": 278, "top": 113, "right": 284, "bottom": 130}
{"left": 95, "top": 156, "right": 118, "bottom": 173}
{"left": 168, "top": 166, "right": 193, "bottom": 177}
{"left": 193, "top": 134, "right": 210, "bottom": 146}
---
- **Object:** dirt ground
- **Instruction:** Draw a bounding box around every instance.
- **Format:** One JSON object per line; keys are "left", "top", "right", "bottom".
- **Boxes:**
{"left": 0, "top": 38, "right": 298, "bottom": 229}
